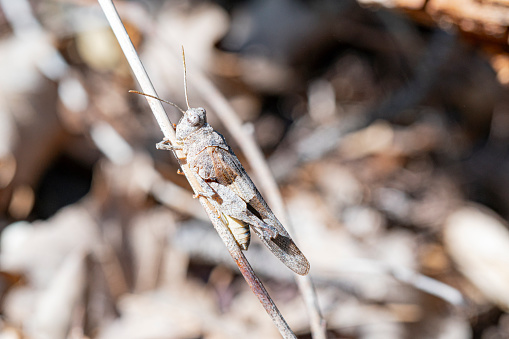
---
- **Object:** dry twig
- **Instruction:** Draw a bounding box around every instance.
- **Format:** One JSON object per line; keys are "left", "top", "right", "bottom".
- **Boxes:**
{"left": 97, "top": 0, "right": 297, "bottom": 337}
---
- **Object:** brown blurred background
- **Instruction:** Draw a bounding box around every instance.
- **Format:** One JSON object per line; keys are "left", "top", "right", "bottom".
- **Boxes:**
{"left": 1, "top": 0, "right": 509, "bottom": 338}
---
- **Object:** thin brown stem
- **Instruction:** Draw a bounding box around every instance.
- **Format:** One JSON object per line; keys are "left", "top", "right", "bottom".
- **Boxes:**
{"left": 97, "top": 1, "right": 297, "bottom": 337}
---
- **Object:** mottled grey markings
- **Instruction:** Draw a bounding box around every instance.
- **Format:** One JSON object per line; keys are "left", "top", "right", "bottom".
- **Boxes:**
{"left": 162, "top": 107, "right": 309, "bottom": 275}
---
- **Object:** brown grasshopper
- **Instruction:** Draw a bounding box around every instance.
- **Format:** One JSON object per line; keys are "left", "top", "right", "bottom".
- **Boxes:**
{"left": 131, "top": 50, "right": 309, "bottom": 276}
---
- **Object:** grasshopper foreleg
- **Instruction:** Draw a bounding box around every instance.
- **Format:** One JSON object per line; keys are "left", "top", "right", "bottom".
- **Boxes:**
{"left": 156, "top": 138, "right": 182, "bottom": 151}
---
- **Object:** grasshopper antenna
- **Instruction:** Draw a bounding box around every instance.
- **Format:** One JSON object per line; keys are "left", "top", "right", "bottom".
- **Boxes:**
{"left": 129, "top": 90, "right": 186, "bottom": 115}
{"left": 182, "top": 46, "right": 191, "bottom": 110}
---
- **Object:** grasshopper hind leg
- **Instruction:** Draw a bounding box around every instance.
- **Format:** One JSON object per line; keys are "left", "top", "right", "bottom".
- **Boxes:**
{"left": 205, "top": 181, "right": 278, "bottom": 241}
{"left": 248, "top": 218, "right": 278, "bottom": 239}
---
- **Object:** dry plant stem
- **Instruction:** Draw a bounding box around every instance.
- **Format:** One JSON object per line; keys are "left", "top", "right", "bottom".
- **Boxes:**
{"left": 97, "top": 1, "right": 296, "bottom": 338}
{"left": 166, "top": 47, "right": 327, "bottom": 339}
{"left": 97, "top": 0, "right": 174, "bottom": 142}
{"left": 298, "top": 276, "right": 327, "bottom": 338}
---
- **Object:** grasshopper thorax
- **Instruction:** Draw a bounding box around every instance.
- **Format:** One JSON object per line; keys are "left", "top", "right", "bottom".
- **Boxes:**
{"left": 176, "top": 107, "right": 207, "bottom": 140}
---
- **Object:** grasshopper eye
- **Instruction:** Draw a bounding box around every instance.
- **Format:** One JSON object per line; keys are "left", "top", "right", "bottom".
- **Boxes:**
{"left": 187, "top": 112, "right": 200, "bottom": 126}
{"left": 186, "top": 107, "right": 206, "bottom": 126}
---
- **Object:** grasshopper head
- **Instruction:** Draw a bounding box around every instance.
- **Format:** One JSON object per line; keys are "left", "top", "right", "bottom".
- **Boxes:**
{"left": 176, "top": 107, "right": 207, "bottom": 139}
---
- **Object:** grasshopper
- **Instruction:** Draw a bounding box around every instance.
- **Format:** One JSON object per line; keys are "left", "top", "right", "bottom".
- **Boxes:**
{"left": 131, "top": 50, "right": 309, "bottom": 276}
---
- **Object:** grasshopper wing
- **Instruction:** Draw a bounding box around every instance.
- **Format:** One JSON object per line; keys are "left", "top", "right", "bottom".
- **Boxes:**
{"left": 204, "top": 145, "right": 310, "bottom": 276}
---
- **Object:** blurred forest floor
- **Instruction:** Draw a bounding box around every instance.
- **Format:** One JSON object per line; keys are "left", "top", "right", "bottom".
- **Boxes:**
{"left": 2, "top": 0, "right": 509, "bottom": 338}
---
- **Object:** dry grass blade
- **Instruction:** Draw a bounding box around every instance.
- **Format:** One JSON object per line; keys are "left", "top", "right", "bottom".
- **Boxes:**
{"left": 96, "top": 0, "right": 297, "bottom": 337}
